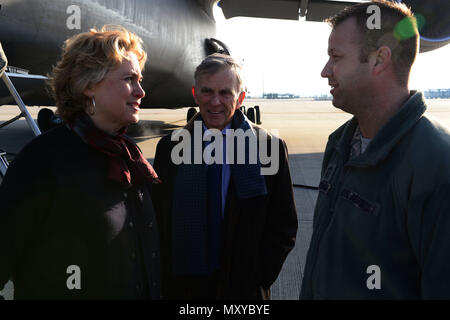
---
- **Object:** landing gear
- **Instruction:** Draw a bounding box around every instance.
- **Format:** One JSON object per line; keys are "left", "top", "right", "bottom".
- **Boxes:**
{"left": 0, "top": 149, "right": 9, "bottom": 181}
{"left": 247, "top": 107, "right": 255, "bottom": 123}
{"left": 187, "top": 107, "right": 197, "bottom": 122}
{"left": 254, "top": 105, "right": 262, "bottom": 124}
{"left": 243, "top": 105, "right": 262, "bottom": 124}
{"left": 37, "top": 108, "right": 63, "bottom": 132}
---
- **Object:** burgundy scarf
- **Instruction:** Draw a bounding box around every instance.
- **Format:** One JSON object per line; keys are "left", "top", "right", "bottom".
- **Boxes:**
{"left": 68, "top": 113, "right": 161, "bottom": 187}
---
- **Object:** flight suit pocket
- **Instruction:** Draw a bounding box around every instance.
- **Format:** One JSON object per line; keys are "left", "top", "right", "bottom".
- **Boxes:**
{"left": 340, "top": 188, "right": 379, "bottom": 216}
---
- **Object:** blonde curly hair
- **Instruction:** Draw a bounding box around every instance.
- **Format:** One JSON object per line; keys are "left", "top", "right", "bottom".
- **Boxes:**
{"left": 49, "top": 25, "right": 147, "bottom": 122}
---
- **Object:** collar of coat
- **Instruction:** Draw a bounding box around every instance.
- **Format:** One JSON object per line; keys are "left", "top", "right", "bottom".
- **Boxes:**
{"left": 178, "top": 108, "right": 268, "bottom": 199}
{"left": 184, "top": 108, "right": 256, "bottom": 135}
{"left": 331, "top": 91, "right": 426, "bottom": 167}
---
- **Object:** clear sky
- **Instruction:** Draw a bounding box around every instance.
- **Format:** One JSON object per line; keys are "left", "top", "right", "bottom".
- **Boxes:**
{"left": 214, "top": 4, "right": 450, "bottom": 97}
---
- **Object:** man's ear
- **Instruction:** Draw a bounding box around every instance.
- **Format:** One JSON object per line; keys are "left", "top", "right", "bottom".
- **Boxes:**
{"left": 237, "top": 91, "right": 246, "bottom": 107}
{"left": 369, "top": 46, "right": 392, "bottom": 75}
{"left": 192, "top": 86, "right": 199, "bottom": 105}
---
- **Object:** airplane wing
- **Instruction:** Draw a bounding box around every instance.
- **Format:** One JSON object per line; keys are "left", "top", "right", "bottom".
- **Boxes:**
{"left": 218, "top": 0, "right": 450, "bottom": 52}
{"left": 219, "top": 0, "right": 359, "bottom": 21}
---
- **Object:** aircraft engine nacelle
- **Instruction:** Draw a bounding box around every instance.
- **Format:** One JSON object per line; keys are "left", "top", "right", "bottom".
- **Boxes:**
{"left": 400, "top": 0, "right": 450, "bottom": 52}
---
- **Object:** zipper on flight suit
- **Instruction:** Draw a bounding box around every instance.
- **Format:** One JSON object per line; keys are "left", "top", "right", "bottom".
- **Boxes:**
{"left": 308, "top": 157, "right": 352, "bottom": 298}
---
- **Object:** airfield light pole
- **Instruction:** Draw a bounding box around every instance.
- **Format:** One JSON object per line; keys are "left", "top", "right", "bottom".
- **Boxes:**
{"left": 262, "top": 62, "right": 265, "bottom": 98}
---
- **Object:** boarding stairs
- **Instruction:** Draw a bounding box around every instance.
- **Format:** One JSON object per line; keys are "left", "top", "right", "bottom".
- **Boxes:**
{"left": 0, "top": 43, "right": 41, "bottom": 181}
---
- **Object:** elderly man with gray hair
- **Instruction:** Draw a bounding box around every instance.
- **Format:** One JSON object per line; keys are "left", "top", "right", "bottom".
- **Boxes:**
{"left": 152, "top": 53, "right": 298, "bottom": 299}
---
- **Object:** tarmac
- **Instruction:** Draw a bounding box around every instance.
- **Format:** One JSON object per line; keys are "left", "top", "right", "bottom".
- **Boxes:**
{"left": 1, "top": 98, "right": 449, "bottom": 300}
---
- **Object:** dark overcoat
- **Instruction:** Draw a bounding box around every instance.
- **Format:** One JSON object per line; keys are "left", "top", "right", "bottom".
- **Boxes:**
{"left": 152, "top": 114, "right": 298, "bottom": 299}
{"left": 0, "top": 125, "right": 161, "bottom": 299}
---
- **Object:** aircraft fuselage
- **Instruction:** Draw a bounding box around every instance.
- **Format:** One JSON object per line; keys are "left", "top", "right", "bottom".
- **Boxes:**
{"left": 0, "top": 0, "right": 218, "bottom": 108}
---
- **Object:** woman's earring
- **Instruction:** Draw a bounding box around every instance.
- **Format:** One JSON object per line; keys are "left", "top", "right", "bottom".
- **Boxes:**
{"left": 90, "top": 97, "right": 96, "bottom": 115}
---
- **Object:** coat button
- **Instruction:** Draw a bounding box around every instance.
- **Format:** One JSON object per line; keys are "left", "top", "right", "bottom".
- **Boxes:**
{"left": 123, "top": 192, "right": 128, "bottom": 198}
{"left": 148, "top": 221, "right": 153, "bottom": 228}
{"left": 131, "top": 251, "right": 136, "bottom": 260}
{"left": 129, "top": 221, "right": 134, "bottom": 228}
{"left": 151, "top": 252, "right": 156, "bottom": 258}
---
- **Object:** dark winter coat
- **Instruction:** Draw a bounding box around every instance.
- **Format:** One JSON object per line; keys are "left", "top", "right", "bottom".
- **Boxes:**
{"left": 0, "top": 125, "right": 161, "bottom": 299}
{"left": 152, "top": 111, "right": 298, "bottom": 299}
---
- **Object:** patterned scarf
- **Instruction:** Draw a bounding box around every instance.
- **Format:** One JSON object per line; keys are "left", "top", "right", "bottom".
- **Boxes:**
{"left": 68, "top": 113, "right": 160, "bottom": 187}
{"left": 172, "top": 109, "right": 267, "bottom": 275}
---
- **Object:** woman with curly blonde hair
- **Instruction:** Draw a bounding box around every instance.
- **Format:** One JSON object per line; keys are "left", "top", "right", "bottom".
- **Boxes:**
{"left": 0, "top": 26, "right": 161, "bottom": 299}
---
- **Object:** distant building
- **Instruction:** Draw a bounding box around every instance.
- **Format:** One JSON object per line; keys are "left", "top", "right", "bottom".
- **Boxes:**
{"left": 424, "top": 89, "right": 450, "bottom": 99}
{"left": 263, "top": 93, "right": 278, "bottom": 99}
{"left": 313, "top": 95, "right": 332, "bottom": 101}
{"left": 263, "top": 93, "right": 299, "bottom": 99}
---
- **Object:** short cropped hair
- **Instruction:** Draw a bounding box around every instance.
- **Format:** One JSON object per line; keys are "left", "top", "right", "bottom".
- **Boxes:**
{"left": 327, "top": 0, "right": 419, "bottom": 85}
{"left": 194, "top": 53, "right": 244, "bottom": 92}
{"left": 49, "top": 25, "right": 147, "bottom": 122}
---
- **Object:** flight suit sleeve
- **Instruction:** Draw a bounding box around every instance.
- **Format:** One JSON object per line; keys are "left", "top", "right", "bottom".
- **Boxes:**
{"left": 259, "top": 138, "right": 298, "bottom": 289}
{"left": 407, "top": 183, "right": 450, "bottom": 298}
